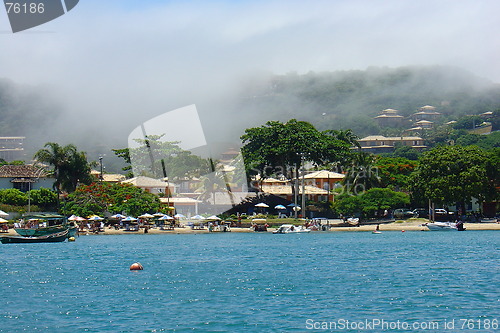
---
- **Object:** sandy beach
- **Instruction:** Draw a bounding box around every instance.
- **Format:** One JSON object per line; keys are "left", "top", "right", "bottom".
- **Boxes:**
{"left": 2, "top": 219, "right": 499, "bottom": 237}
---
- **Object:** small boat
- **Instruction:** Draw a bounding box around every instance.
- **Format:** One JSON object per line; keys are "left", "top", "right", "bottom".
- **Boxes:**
{"left": 372, "top": 231, "right": 382, "bottom": 234}
{"left": 273, "top": 224, "right": 311, "bottom": 234}
{"left": 15, "top": 214, "right": 78, "bottom": 238}
{"left": 1, "top": 229, "right": 69, "bottom": 244}
{"left": 425, "top": 221, "right": 466, "bottom": 231}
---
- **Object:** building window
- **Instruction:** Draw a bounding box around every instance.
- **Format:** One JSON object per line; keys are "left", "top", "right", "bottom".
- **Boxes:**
{"left": 13, "top": 182, "right": 30, "bottom": 192}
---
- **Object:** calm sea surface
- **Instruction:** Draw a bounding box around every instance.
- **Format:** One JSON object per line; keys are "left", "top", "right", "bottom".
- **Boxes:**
{"left": 1, "top": 231, "right": 498, "bottom": 332}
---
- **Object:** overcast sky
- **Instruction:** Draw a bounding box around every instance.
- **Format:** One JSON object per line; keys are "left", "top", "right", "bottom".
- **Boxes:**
{"left": 0, "top": 0, "right": 499, "bottom": 150}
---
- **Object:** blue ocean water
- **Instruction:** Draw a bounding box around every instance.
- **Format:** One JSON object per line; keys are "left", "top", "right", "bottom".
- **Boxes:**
{"left": 1, "top": 231, "right": 498, "bottom": 332}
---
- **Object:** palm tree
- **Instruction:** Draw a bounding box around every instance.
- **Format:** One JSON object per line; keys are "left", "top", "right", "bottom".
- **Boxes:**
{"left": 195, "top": 158, "right": 234, "bottom": 207}
{"left": 342, "top": 152, "right": 381, "bottom": 194}
{"left": 34, "top": 142, "right": 92, "bottom": 194}
{"left": 326, "top": 129, "right": 361, "bottom": 149}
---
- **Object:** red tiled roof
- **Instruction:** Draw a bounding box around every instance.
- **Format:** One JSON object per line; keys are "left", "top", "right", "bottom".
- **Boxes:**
{"left": 0, "top": 165, "right": 49, "bottom": 178}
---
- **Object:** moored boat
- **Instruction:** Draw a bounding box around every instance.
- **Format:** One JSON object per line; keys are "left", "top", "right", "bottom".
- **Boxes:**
{"left": 1, "top": 229, "right": 69, "bottom": 244}
{"left": 425, "top": 221, "right": 466, "bottom": 231}
{"left": 273, "top": 224, "right": 311, "bottom": 234}
{"left": 15, "top": 214, "right": 78, "bottom": 237}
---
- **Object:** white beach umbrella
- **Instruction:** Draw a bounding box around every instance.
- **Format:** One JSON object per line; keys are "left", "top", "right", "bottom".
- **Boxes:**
{"left": 274, "top": 205, "right": 286, "bottom": 210}
{"left": 192, "top": 214, "right": 206, "bottom": 220}
{"left": 207, "top": 215, "right": 221, "bottom": 220}
{"left": 0, "top": 210, "right": 9, "bottom": 217}
{"left": 138, "top": 213, "right": 155, "bottom": 219}
{"left": 111, "top": 213, "right": 126, "bottom": 219}
{"left": 158, "top": 215, "right": 174, "bottom": 220}
{"left": 255, "top": 203, "right": 269, "bottom": 208}
{"left": 174, "top": 214, "right": 185, "bottom": 218}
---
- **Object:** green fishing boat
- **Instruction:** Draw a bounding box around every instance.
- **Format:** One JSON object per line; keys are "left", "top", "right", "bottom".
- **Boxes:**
{"left": 15, "top": 214, "right": 78, "bottom": 238}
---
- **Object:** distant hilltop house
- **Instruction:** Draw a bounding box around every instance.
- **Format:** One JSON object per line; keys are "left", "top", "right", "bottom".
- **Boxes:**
{"left": 0, "top": 137, "right": 25, "bottom": 162}
{"left": 0, "top": 164, "right": 54, "bottom": 192}
{"left": 412, "top": 105, "right": 441, "bottom": 122}
{"left": 374, "top": 108, "right": 404, "bottom": 127}
{"left": 358, "top": 136, "right": 426, "bottom": 153}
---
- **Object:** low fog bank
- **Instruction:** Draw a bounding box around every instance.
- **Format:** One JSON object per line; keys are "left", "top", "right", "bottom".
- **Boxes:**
{"left": 1, "top": 65, "right": 499, "bottom": 171}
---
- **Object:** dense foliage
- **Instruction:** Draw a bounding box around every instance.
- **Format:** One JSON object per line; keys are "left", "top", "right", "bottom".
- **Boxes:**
{"left": 34, "top": 142, "right": 93, "bottom": 194}
{"left": 114, "top": 136, "right": 211, "bottom": 180}
{"left": 241, "top": 119, "right": 352, "bottom": 180}
{"left": 60, "top": 182, "right": 161, "bottom": 217}
{"left": 333, "top": 188, "right": 410, "bottom": 218}
{"left": 410, "top": 146, "right": 499, "bottom": 209}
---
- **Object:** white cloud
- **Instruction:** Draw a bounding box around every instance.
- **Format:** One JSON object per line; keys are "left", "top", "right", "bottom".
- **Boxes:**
{"left": 0, "top": 0, "right": 498, "bottom": 149}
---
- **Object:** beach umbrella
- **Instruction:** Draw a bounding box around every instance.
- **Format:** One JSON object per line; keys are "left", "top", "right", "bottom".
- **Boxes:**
{"left": 153, "top": 212, "right": 165, "bottom": 217}
{"left": 192, "top": 215, "right": 206, "bottom": 220}
{"left": 158, "top": 215, "right": 174, "bottom": 220}
{"left": 75, "top": 216, "right": 87, "bottom": 221}
{"left": 138, "top": 213, "right": 155, "bottom": 219}
{"left": 0, "top": 217, "right": 8, "bottom": 223}
{"left": 122, "top": 216, "right": 137, "bottom": 222}
{"left": 88, "top": 215, "right": 104, "bottom": 221}
{"left": 274, "top": 205, "right": 286, "bottom": 210}
{"left": 0, "top": 210, "right": 8, "bottom": 217}
{"left": 255, "top": 203, "right": 269, "bottom": 208}
{"left": 68, "top": 214, "right": 78, "bottom": 221}
{"left": 207, "top": 215, "right": 221, "bottom": 220}
{"left": 174, "top": 214, "right": 185, "bottom": 218}
{"left": 111, "top": 213, "right": 126, "bottom": 219}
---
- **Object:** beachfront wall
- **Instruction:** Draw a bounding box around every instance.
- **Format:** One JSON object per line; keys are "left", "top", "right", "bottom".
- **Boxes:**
{"left": 260, "top": 184, "right": 329, "bottom": 202}
{"left": 160, "top": 197, "right": 202, "bottom": 217}
{"left": 122, "top": 176, "right": 175, "bottom": 195}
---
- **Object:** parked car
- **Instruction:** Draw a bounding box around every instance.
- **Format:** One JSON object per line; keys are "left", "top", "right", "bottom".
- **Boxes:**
{"left": 412, "top": 208, "right": 429, "bottom": 218}
{"left": 393, "top": 208, "right": 416, "bottom": 219}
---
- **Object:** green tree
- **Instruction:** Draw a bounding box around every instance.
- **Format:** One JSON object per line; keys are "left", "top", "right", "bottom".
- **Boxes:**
{"left": 359, "top": 188, "right": 409, "bottom": 217}
{"left": 0, "top": 188, "right": 27, "bottom": 206}
{"left": 410, "top": 146, "right": 498, "bottom": 210}
{"left": 342, "top": 152, "right": 381, "bottom": 193}
{"left": 34, "top": 143, "right": 92, "bottom": 194}
{"left": 114, "top": 136, "right": 210, "bottom": 181}
{"left": 112, "top": 148, "right": 134, "bottom": 178}
{"left": 333, "top": 193, "right": 362, "bottom": 216}
{"left": 241, "top": 119, "right": 352, "bottom": 185}
{"left": 333, "top": 188, "right": 409, "bottom": 218}
{"left": 60, "top": 182, "right": 160, "bottom": 217}
{"left": 453, "top": 115, "right": 483, "bottom": 130}
{"left": 28, "top": 188, "right": 58, "bottom": 210}
{"left": 375, "top": 157, "right": 418, "bottom": 190}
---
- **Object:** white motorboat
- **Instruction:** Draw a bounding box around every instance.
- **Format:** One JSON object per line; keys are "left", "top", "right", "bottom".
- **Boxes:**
{"left": 273, "top": 224, "right": 311, "bottom": 234}
{"left": 425, "top": 221, "right": 465, "bottom": 231}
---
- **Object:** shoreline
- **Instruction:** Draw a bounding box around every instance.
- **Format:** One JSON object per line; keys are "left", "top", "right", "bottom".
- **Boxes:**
{"left": 2, "top": 220, "right": 499, "bottom": 236}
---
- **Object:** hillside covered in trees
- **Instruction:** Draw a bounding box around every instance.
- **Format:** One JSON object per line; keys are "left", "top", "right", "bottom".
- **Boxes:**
{"left": 235, "top": 65, "right": 500, "bottom": 137}
{"left": 1, "top": 65, "right": 499, "bottom": 165}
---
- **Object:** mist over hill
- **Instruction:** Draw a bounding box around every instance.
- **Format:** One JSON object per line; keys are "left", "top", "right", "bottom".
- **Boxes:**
{"left": 1, "top": 65, "right": 499, "bottom": 166}
{"left": 230, "top": 65, "right": 500, "bottom": 137}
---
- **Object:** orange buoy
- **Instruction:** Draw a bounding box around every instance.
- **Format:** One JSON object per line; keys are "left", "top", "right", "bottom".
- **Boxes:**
{"left": 401, "top": 230, "right": 406, "bottom": 233}
{"left": 130, "top": 262, "right": 143, "bottom": 270}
